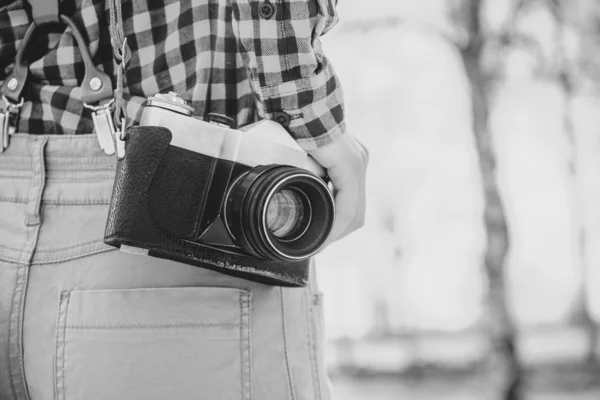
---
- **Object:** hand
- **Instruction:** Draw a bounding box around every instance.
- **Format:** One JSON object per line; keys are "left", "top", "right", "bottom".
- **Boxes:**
{"left": 308, "top": 133, "right": 369, "bottom": 243}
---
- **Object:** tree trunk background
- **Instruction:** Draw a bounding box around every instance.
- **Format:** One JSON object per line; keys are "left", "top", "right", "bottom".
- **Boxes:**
{"left": 553, "top": 0, "right": 598, "bottom": 365}
{"left": 457, "top": 0, "right": 522, "bottom": 398}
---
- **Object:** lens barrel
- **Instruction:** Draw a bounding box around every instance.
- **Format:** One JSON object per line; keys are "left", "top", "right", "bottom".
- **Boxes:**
{"left": 226, "top": 165, "right": 334, "bottom": 261}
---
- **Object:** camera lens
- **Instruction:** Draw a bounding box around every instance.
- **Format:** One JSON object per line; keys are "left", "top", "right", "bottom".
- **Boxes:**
{"left": 226, "top": 165, "right": 334, "bottom": 262}
{"left": 265, "top": 189, "right": 311, "bottom": 240}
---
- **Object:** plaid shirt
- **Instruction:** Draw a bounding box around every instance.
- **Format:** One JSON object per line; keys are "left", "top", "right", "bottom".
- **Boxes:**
{"left": 0, "top": 0, "right": 345, "bottom": 151}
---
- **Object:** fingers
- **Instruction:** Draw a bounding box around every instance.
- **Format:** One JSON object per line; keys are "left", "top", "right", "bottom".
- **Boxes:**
{"left": 338, "top": 167, "right": 367, "bottom": 239}
{"left": 331, "top": 164, "right": 367, "bottom": 242}
{"left": 329, "top": 187, "right": 358, "bottom": 243}
{"left": 308, "top": 133, "right": 369, "bottom": 245}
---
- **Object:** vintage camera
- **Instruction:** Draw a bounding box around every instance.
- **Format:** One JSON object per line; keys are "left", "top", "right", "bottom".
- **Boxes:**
{"left": 104, "top": 92, "right": 335, "bottom": 287}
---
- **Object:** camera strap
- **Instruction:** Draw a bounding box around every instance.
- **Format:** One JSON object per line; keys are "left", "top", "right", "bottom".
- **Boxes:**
{"left": 106, "top": 0, "right": 215, "bottom": 128}
{"left": 108, "top": 0, "right": 130, "bottom": 145}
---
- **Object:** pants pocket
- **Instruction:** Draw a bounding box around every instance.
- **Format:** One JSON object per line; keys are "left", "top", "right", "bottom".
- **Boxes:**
{"left": 54, "top": 287, "right": 251, "bottom": 400}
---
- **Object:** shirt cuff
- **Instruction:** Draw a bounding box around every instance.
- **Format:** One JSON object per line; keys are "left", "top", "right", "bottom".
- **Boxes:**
{"left": 251, "top": 56, "right": 346, "bottom": 152}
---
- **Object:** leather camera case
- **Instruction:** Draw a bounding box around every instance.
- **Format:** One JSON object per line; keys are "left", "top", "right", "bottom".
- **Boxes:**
{"left": 103, "top": 126, "right": 310, "bottom": 287}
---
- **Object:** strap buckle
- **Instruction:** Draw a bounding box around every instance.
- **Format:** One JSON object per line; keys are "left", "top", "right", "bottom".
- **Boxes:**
{"left": 0, "top": 14, "right": 114, "bottom": 154}
{"left": 83, "top": 98, "right": 125, "bottom": 159}
{"left": 0, "top": 95, "right": 24, "bottom": 153}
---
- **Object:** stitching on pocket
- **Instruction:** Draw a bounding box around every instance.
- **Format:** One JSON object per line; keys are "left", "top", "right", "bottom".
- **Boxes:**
{"left": 240, "top": 291, "right": 253, "bottom": 400}
{"left": 279, "top": 288, "right": 296, "bottom": 400}
{"left": 64, "top": 322, "right": 239, "bottom": 330}
{"left": 54, "top": 290, "right": 71, "bottom": 400}
{"left": 306, "top": 290, "right": 321, "bottom": 400}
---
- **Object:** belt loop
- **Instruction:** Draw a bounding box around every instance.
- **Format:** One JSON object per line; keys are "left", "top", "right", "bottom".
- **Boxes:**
{"left": 25, "top": 136, "right": 48, "bottom": 226}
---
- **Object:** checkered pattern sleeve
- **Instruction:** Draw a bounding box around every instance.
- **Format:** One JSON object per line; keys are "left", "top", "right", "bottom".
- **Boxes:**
{"left": 231, "top": 0, "right": 346, "bottom": 151}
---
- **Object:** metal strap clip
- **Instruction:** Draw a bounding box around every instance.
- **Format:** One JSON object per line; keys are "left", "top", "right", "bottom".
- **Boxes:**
{"left": 0, "top": 95, "right": 24, "bottom": 153}
{"left": 83, "top": 99, "right": 125, "bottom": 159}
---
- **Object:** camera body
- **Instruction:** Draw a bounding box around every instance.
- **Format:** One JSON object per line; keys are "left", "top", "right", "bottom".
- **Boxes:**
{"left": 104, "top": 93, "right": 335, "bottom": 287}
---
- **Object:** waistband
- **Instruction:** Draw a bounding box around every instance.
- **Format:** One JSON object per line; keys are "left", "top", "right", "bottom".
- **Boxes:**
{"left": 0, "top": 134, "right": 117, "bottom": 205}
{"left": 0, "top": 134, "right": 116, "bottom": 174}
{"left": 0, "top": 133, "right": 117, "bottom": 264}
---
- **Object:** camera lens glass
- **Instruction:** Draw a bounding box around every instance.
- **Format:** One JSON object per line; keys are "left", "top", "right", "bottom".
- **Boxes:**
{"left": 265, "top": 189, "right": 311, "bottom": 240}
{"left": 226, "top": 165, "right": 334, "bottom": 262}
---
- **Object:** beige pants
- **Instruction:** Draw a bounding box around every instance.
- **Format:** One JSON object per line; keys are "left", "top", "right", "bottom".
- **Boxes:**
{"left": 0, "top": 134, "right": 330, "bottom": 400}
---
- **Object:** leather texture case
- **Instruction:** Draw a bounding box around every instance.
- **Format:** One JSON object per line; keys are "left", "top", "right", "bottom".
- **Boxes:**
{"left": 104, "top": 126, "right": 310, "bottom": 287}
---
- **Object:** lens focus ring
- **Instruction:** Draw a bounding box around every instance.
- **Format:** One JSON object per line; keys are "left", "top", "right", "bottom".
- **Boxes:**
{"left": 226, "top": 165, "right": 335, "bottom": 262}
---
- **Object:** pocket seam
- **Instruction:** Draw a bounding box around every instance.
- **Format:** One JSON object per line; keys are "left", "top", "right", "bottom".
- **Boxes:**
{"left": 54, "top": 290, "right": 71, "bottom": 400}
{"left": 240, "top": 290, "right": 253, "bottom": 400}
{"left": 278, "top": 288, "right": 296, "bottom": 400}
{"left": 64, "top": 322, "right": 239, "bottom": 330}
{"left": 306, "top": 291, "right": 321, "bottom": 400}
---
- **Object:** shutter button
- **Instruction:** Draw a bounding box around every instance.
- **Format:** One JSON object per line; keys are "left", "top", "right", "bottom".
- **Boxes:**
{"left": 259, "top": 2, "right": 275, "bottom": 19}
{"left": 272, "top": 111, "right": 291, "bottom": 127}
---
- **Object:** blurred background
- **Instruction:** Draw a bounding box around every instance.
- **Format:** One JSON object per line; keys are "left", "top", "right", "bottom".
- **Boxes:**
{"left": 314, "top": 0, "right": 600, "bottom": 399}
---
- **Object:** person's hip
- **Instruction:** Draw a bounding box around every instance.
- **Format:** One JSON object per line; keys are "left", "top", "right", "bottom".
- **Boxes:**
{"left": 0, "top": 133, "right": 329, "bottom": 400}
